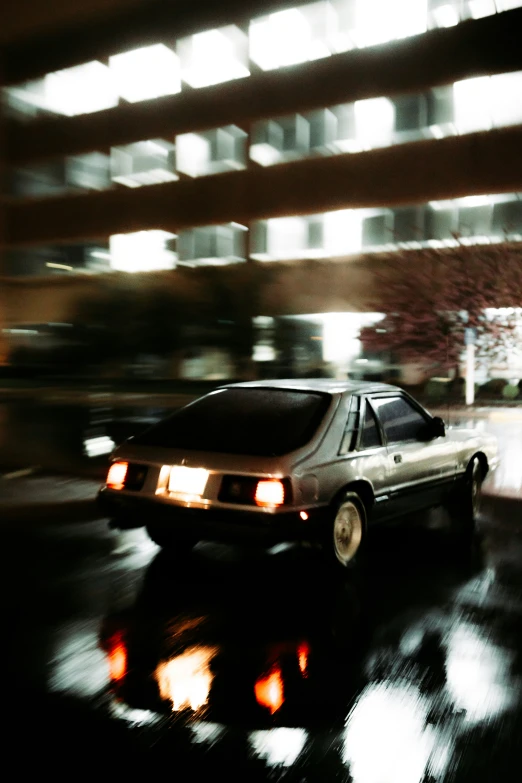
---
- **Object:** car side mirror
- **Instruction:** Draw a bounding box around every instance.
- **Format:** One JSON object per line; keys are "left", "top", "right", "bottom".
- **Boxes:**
{"left": 430, "top": 416, "right": 446, "bottom": 438}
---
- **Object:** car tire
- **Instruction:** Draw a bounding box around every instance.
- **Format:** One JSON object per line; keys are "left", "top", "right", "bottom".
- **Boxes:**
{"left": 447, "top": 458, "right": 482, "bottom": 549}
{"left": 326, "top": 492, "right": 366, "bottom": 570}
{"left": 146, "top": 522, "right": 198, "bottom": 553}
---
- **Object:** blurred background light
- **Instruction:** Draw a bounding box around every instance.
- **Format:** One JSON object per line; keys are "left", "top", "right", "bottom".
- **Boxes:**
{"left": 250, "top": 9, "right": 315, "bottom": 70}
{"left": 489, "top": 71, "right": 522, "bottom": 127}
{"left": 353, "top": 0, "right": 427, "bottom": 48}
{"left": 45, "top": 62, "right": 118, "bottom": 116}
{"left": 110, "top": 44, "right": 181, "bottom": 102}
{"left": 321, "top": 312, "right": 385, "bottom": 365}
{"left": 176, "top": 133, "right": 211, "bottom": 178}
{"left": 179, "top": 26, "right": 249, "bottom": 88}
{"left": 324, "top": 209, "right": 363, "bottom": 255}
{"left": 432, "top": 4, "right": 460, "bottom": 27}
{"left": 111, "top": 139, "right": 177, "bottom": 188}
{"left": 454, "top": 76, "right": 492, "bottom": 133}
{"left": 468, "top": 0, "right": 497, "bottom": 18}
{"left": 354, "top": 97, "right": 395, "bottom": 149}
{"left": 109, "top": 230, "right": 177, "bottom": 272}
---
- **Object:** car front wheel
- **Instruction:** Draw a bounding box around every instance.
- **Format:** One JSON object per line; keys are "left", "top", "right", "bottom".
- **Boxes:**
{"left": 328, "top": 493, "right": 366, "bottom": 569}
{"left": 447, "top": 458, "right": 483, "bottom": 546}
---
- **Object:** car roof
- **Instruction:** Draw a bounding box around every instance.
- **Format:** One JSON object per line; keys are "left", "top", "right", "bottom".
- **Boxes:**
{"left": 222, "top": 379, "right": 402, "bottom": 395}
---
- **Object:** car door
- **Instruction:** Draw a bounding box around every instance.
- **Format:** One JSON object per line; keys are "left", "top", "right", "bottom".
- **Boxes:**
{"left": 369, "top": 394, "right": 456, "bottom": 519}
{"left": 321, "top": 394, "right": 389, "bottom": 520}
{"left": 353, "top": 395, "right": 390, "bottom": 521}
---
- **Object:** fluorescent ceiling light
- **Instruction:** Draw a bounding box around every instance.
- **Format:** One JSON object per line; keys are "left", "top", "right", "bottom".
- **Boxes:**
{"left": 432, "top": 4, "right": 460, "bottom": 27}
{"left": 110, "top": 45, "right": 181, "bottom": 102}
{"left": 45, "top": 61, "right": 118, "bottom": 116}
{"left": 181, "top": 28, "right": 249, "bottom": 88}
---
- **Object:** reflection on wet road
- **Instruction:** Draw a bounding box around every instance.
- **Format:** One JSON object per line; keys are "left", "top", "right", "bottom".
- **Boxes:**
{"left": 4, "top": 501, "right": 522, "bottom": 781}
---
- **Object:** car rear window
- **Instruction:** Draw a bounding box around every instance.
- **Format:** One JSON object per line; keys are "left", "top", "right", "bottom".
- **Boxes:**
{"left": 131, "top": 387, "right": 332, "bottom": 456}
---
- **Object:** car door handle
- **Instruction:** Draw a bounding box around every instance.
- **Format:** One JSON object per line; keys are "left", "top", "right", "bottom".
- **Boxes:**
{"left": 393, "top": 454, "right": 403, "bottom": 464}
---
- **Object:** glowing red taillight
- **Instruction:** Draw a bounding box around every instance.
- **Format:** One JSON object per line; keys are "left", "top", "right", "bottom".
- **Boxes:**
{"left": 254, "top": 479, "right": 285, "bottom": 507}
{"left": 106, "top": 461, "right": 128, "bottom": 490}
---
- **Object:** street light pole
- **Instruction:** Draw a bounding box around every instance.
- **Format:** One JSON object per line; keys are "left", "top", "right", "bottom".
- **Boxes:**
{"left": 465, "top": 327, "right": 476, "bottom": 406}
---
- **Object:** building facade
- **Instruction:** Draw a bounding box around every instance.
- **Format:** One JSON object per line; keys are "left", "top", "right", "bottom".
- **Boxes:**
{"left": 1, "top": 0, "right": 522, "bottom": 373}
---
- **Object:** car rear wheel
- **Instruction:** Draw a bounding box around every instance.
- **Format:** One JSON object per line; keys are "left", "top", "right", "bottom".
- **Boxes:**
{"left": 328, "top": 493, "right": 366, "bottom": 569}
{"left": 146, "top": 522, "right": 198, "bottom": 552}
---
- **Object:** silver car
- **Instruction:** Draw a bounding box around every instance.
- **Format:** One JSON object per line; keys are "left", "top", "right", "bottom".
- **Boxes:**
{"left": 98, "top": 380, "right": 499, "bottom": 567}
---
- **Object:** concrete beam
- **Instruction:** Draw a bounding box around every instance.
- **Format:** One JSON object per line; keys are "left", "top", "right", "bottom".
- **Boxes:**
{"left": 5, "top": 126, "right": 522, "bottom": 247}
{"left": 2, "top": 0, "right": 298, "bottom": 85}
{"left": 6, "top": 8, "right": 522, "bottom": 165}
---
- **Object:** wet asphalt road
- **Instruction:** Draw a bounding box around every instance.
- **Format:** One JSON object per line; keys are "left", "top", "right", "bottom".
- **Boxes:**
{"left": 3, "top": 494, "right": 522, "bottom": 780}
{"left": 2, "top": 407, "right": 522, "bottom": 780}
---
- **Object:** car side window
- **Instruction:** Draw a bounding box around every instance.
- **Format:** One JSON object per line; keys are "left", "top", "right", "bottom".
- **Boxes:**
{"left": 359, "top": 401, "right": 382, "bottom": 450}
{"left": 373, "top": 396, "right": 428, "bottom": 444}
{"left": 340, "top": 395, "right": 361, "bottom": 454}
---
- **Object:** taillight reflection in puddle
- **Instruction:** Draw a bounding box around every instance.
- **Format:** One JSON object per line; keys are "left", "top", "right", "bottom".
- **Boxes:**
{"left": 298, "top": 641, "right": 310, "bottom": 677}
{"left": 156, "top": 646, "right": 218, "bottom": 712}
{"left": 255, "top": 667, "right": 284, "bottom": 714}
{"left": 107, "top": 633, "right": 127, "bottom": 682}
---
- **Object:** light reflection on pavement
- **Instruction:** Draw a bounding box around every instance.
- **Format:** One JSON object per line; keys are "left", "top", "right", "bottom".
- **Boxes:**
{"left": 343, "top": 682, "right": 439, "bottom": 783}
{"left": 7, "top": 520, "right": 522, "bottom": 781}
{"left": 89, "top": 519, "right": 522, "bottom": 781}
{"left": 445, "top": 415, "right": 522, "bottom": 498}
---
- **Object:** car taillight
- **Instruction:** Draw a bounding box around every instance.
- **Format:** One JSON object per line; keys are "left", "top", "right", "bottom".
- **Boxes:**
{"left": 107, "top": 461, "right": 128, "bottom": 490}
{"left": 255, "top": 479, "right": 285, "bottom": 507}
{"left": 218, "top": 475, "right": 292, "bottom": 506}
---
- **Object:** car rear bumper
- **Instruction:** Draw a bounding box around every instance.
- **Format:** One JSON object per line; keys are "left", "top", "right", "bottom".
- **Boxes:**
{"left": 98, "top": 487, "right": 327, "bottom": 544}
